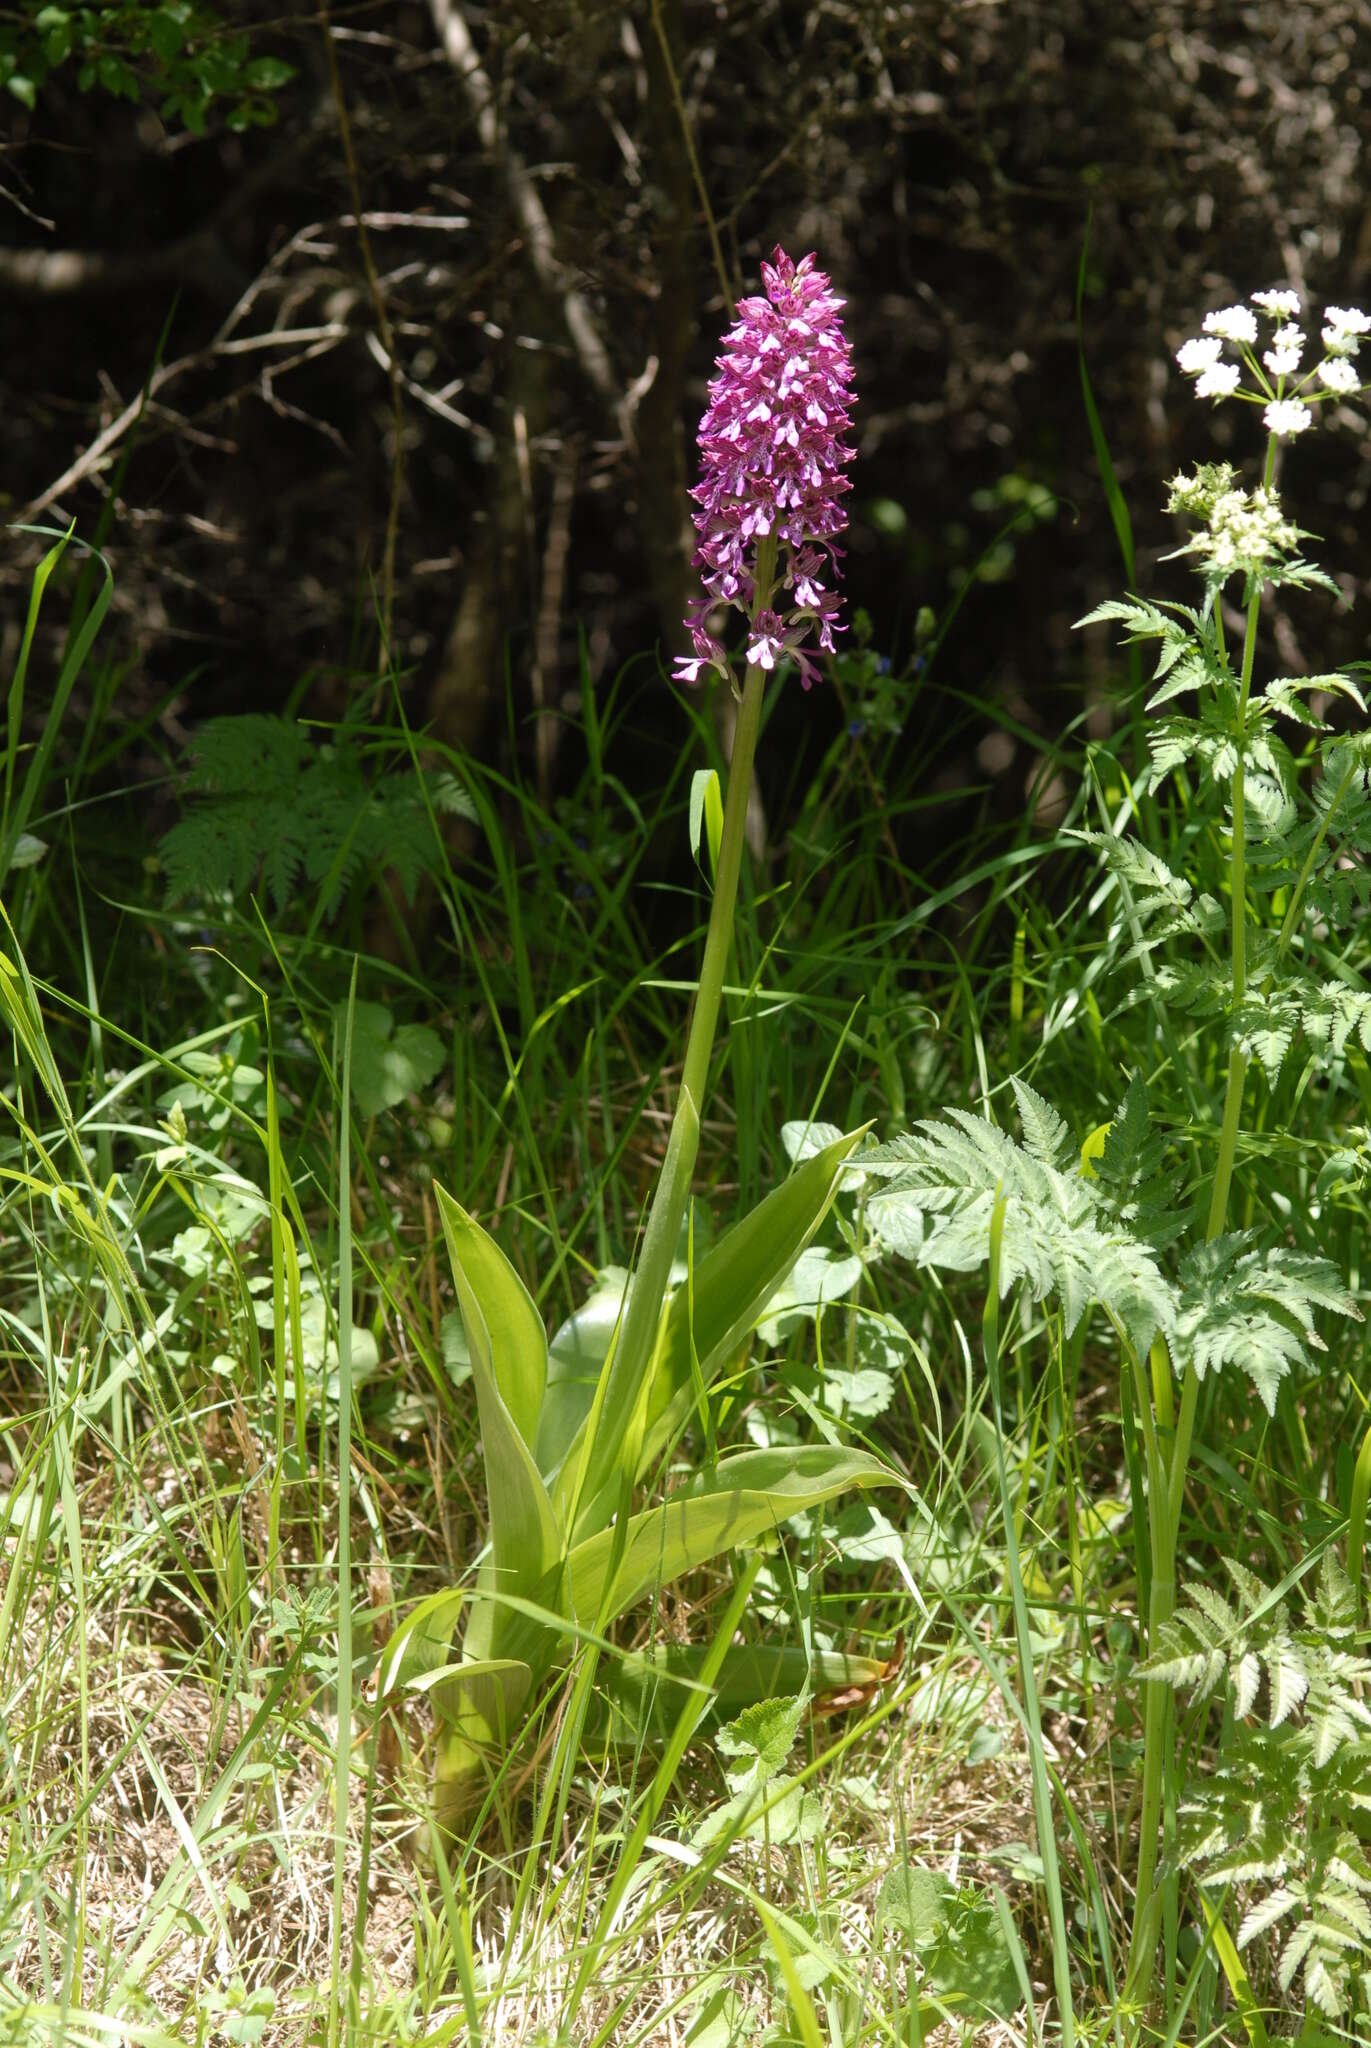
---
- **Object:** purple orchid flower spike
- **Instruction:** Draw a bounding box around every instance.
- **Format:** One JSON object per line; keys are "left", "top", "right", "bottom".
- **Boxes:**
{"left": 675, "top": 246, "right": 856, "bottom": 692}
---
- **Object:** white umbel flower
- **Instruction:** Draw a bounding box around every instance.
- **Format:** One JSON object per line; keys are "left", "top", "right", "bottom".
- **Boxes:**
{"left": 1251, "top": 289, "right": 1301, "bottom": 317}
{"left": 1196, "top": 363, "right": 1241, "bottom": 398}
{"left": 1316, "top": 357, "right": 1361, "bottom": 394}
{"left": 1263, "top": 399, "right": 1313, "bottom": 436}
{"left": 1203, "top": 305, "right": 1259, "bottom": 345}
{"left": 1176, "top": 336, "right": 1225, "bottom": 374}
{"left": 1322, "top": 306, "right": 1371, "bottom": 354}
{"left": 1263, "top": 344, "right": 1301, "bottom": 377}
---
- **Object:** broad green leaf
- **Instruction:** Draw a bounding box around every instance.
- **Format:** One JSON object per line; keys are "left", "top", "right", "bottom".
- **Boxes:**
{"left": 682, "top": 1986, "right": 751, "bottom": 2048}
{"left": 697, "top": 1772, "right": 822, "bottom": 1848}
{"left": 376, "top": 1586, "right": 466, "bottom": 1698}
{"left": 342, "top": 999, "right": 445, "bottom": 1115}
{"left": 557, "top": 1126, "right": 868, "bottom": 1537}
{"left": 880, "top": 1863, "right": 951, "bottom": 1945}
{"left": 435, "top": 1184, "right": 547, "bottom": 1448}
{"left": 402, "top": 1656, "right": 528, "bottom": 1700}
{"left": 244, "top": 56, "right": 295, "bottom": 90}
{"left": 434, "top": 1187, "right": 561, "bottom": 1642}
{"left": 925, "top": 1888, "right": 1024, "bottom": 2019}
{"left": 536, "top": 1222, "right": 713, "bottom": 1472}
{"left": 552, "top": 1089, "right": 700, "bottom": 1521}
{"left": 592, "top": 1639, "right": 890, "bottom": 1744}
{"left": 535, "top": 1265, "right": 631, "bottom": 1476}
{"left": 780, "top": 1118, "right": 846, "bottom": 1164}
{"left": 427, "top": 1657, "right": 531, "bottom": 1727}
{"left": 8, "top": 832, "right": 47, "bottom": 872}
{"left": 880, "top": 1868, "right": 1023, "bottom": 2020}
{"left": 754, "top": 1245, "right": 864, "bottom": 1345}
{"left": 563, "top": 1443, "right": 893, "bottom": 1633}
{"left": 715, "top": 1692, "right": 806, "bottom": 1791}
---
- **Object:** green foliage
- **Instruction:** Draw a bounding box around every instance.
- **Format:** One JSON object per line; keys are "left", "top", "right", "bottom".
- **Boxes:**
{"left": 381, "top": 1137, "right": 896, "bottom": 1826}
{"left": 160, "top": 714, "right": 474, "bottom": 920}
{"left": 1, "top": 2, "right": 295, "bottom": 128}
{"left": 879, "top": 1864, "right": 1023, "bottom": 2020}
{"left": 864, "top": 1076, "right": 1176, "bottom": 1361}
{"left": 1152, "top": 1558, "right": 1371, "bottom": 2019}
{"left": 715, "top": 1692, "right": 808, "bottom": 1791}
{"left": 1172, "top": 1238, "right": 1358, "bottom": 1412}
{"left": 866, "top": 1076, "right": 1355, "bottom": 1412}
{"left": 695, "top": 1691, "right": 821, "bottom": 1847}
{"left": 339, "top": 1000, "right": 445, "bottom": 1118}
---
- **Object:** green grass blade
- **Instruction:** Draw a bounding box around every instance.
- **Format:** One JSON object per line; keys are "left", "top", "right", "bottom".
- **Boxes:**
{"left": 983, "top": 1190, "right": 1077, "bottom": 2048}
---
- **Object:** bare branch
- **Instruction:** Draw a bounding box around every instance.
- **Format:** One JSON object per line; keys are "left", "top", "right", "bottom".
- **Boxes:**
{"left": 428, "top": 0, "right": 624, "bottom": 428}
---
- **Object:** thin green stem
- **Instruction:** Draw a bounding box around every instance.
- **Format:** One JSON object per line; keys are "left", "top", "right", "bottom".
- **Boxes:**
{"left": 570, "top": 544, "right": 776, "bottom": 1517}
{"left": 678, "top": 536, "right": 777, "bottom": 1120}
{"left": 984, "top": 1193, "right": 1077, "bottom": 2048}
{"left": 1127, "top": 438, "right": 1276, "bottom": 2014}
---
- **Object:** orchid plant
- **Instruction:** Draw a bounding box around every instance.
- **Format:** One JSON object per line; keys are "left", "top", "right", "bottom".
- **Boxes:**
{"left": 381, "top": 250, "right": 896, "bottom": 1832}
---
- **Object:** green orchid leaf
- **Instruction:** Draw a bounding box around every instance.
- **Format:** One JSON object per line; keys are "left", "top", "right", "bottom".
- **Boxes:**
{"left": 591, "top": 1639, "right": 892, "bottom": 1745}
{"left": 555, "top": 1088, "right": 700, "bottom": 1527}
{"left": 536, "top": 1265, "right": 631, "bottom": 1477}
{"left": 376, "top": 1586, "right": 467, "bottom": 1699}
{"left": 434, "top": 1185, "right": 548, "bottom": 1447}
{"left": 548, "top": 1126, "right": 868, "bottom": 1538}
{"left": 564, "top": 1444, "right": 894, "bottom": 1636}
{"left": 434, "top": 1187, "right": 562, "bottom": 1646}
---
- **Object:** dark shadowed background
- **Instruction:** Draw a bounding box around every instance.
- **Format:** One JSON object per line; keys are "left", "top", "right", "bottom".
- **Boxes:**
{"left": 4, "top": 0, "right": 1370, "bottom": 886}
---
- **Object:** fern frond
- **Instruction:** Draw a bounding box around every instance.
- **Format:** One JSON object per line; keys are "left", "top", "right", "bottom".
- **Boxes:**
{"left": 161, "top": 715, "right": 471, "bottom": 918}
{"left": 866, "top": 1089, "right": 1176, "bottom": 1358}
{"left": 1172, "top": 1236, "right": 1357, "bottom": 1414}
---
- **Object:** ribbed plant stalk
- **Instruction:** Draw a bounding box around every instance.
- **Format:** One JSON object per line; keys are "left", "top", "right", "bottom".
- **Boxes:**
{"left": 1125, "top": 437, "right": 1275, "bottom": 2010}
